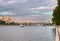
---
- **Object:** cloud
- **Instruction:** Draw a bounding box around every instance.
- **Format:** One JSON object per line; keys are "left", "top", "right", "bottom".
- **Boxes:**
{"left": 1, "top": 0, "right": 17, "bottom": 5}
{"left": 31, "top": 15, "right": 41, "bottom": 17}
{"left": 19, "top": 0, "right": 28, "bottom": 3}
{"left": 7, "top": 0, "right": 17, "bottom": 4}
{"left": 0, "top": 0, "right": 57, "bottom": 22}
{"left": 42, "top": 11, "right": 53, "bottom": 15}
{"left": 0, "top": 0, "right": 3, "bottom": 4}
{"left": 0, "top": 12, "right": 16, "bottom": 15}
{"left": 11, "top": 14, "right": 52, "bottom": 23}
{"left": 29, "top": 5, "right": 57, "bottom": 10}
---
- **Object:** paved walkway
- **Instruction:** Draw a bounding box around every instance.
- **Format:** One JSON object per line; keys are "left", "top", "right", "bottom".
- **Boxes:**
{"left": 56, "top": 27, "right": 60, "bottom": 41}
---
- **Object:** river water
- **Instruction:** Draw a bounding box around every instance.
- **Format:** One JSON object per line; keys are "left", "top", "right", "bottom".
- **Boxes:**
{"left": 0, "top": 26, "right": 55, "bottom": 41}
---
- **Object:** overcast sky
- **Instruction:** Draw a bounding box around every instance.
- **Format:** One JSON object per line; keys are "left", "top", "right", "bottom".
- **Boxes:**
{"left": 0, "top": 0, "right": 57, "bottom": 22}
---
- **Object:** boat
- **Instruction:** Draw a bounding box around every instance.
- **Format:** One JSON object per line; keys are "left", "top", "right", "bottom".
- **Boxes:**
{"left": 19, "top": 24, "right": 24, "bottom": 27}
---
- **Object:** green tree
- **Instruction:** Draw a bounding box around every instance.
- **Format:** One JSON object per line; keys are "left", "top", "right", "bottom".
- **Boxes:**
{"left": 52, "top": 0, "right": 60, "bottom": 26}
{"left": 10, "top": 22, "right": 15, "bottom": 25}
{"left": 0, "top": 20, "right": 6, "bottom": 25}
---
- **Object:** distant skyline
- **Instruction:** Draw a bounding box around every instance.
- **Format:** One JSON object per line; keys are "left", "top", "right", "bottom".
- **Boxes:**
{"left": 0, "top": 0, "right": 57, "bottom": 22}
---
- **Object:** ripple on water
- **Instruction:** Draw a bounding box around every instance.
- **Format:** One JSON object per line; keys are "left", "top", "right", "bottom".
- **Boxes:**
{"left": 0, "top": 26, "right": 55, "bottom": 41}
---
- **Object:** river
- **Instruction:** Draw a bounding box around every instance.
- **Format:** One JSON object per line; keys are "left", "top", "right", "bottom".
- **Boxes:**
{"left": 0, "top": 26, "right": 55, "bottom": 41}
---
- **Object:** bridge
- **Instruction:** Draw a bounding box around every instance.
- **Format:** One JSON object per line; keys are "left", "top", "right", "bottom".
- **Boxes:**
{"left": 19, "top": 23, "right": 53, "bottom": 26}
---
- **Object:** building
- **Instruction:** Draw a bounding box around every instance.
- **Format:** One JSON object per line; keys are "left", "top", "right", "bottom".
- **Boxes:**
{"left": 2, "top": 16, "right": 11, "bottom": 23}
{"left": 0, "top": 16, "right": 3, "bottom": 20}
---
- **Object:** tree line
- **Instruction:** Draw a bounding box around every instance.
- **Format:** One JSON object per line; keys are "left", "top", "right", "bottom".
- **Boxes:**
{"left": 0, "top": 20, "right": 20, "bottom": 25}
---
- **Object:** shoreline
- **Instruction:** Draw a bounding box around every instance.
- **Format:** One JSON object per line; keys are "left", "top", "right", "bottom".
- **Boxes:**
{"left": 0, "top": 25, "right": 19, "bottom": 26}
{"left": 0, "top": 25, "right": 54, "bottom": 26}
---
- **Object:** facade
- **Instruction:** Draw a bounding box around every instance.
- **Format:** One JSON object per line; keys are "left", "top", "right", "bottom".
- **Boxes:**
{"left": 1, "top": 16, "right": 11, "bottom": 23}
{"left": 0, "top": 16, "right": 3, "bottom": 20}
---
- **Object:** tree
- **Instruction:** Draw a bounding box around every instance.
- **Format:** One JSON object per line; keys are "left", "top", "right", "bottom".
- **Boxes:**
{"left": 52, "top": 0, "right": 60, "bottom": 26}
{"left": 57, "top": 0, "right": 60, "bottom": 6}
{"left": 0, "top": 20, "right": 6, "bottom": 25}
{"left": 10, "top": 22, "right": 15, "bottom": 25}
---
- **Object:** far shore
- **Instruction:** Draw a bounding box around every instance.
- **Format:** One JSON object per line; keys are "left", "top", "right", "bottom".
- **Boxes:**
{"left": 0, "top": 25, "right": 54, "bottom": 26}
{"left": 0, "top": 25, "right": 19, "bottom": 26}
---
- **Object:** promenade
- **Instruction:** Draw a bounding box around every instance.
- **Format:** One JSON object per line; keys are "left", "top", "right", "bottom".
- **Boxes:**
{"left": 56, "top": 27, "right": 60, "bottom": 41}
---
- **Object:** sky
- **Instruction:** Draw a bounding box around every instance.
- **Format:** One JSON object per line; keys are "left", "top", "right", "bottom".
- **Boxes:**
{"left": 0, "top": 0, "right": 57, "bottom": 23}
